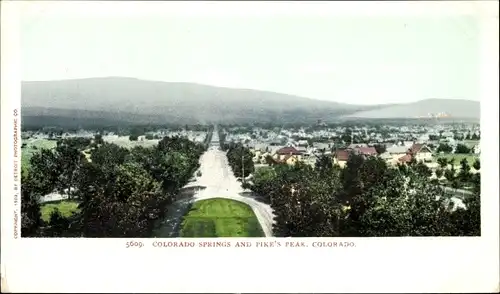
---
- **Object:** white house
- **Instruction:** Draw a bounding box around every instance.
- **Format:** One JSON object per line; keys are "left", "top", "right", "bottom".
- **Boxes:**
{"left": 410, "top": 143, "right": 433, "bottom": 162}
{"left": 474, "top": 143, "right": 481, "bottom": 154}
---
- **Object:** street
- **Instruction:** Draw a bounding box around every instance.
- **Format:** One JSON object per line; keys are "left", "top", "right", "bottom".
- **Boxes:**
{"left": 154, "top": 128, "right": 275, "bottom": 237}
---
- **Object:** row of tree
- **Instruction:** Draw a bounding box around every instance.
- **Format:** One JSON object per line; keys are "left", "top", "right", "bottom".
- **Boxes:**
{"left": 435, "top": 157, "right": 481, "bottom": 191}
{"left": 436, "top": 143, "right": 475, "bottom": 154}
{"left": 244, "top": 154, "right": 480, "bottom": 237}
{"left": 225, "top": 143, "right": 255, "bottom": 180}
{"left": 22, "top": 136, "right": 205, "bottom": 237}
{"left": 203, "top": 126, "right": 214, "bottom": 147}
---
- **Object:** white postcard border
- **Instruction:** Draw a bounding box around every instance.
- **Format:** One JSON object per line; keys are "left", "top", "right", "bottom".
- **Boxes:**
{"left": 1, "top": 1, "right": 498, "bottom": 293}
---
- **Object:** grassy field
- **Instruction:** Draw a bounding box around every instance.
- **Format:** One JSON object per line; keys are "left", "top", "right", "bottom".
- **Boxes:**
{"left": 103, "top": 136, "right": 159, "bottom": 149}
{"left": 180, "top": 198, "right": 265, "bottom": 237}
{"left": 435, "top": 153, "right": 479, "bottom": 166}
{"left": 41, "top": 200, "right": 81, "bottom": 222}
{"left": 21, "top": 139, "right": 58, "bottom": 173}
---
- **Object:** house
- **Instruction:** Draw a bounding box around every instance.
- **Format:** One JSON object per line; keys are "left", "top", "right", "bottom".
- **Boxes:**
{"left": 379, "top": 152, "right": 394, "bottom": 164}
{"left": 303, "top": 156, "right": 317, "bottom": 167}
{"left": 314, "top": 143, "right": 331, "bottom": 152}
{"left": 254, "top": 143, "right": 269, "bottom": 152}
{"left": 333, "top": 149, "right": 350, "bottom": 168}
{"left": 352, "top": 147, "right": 378, "bottom": 157}
{"left": 384, "top": 142, "right": 398, "bottom": 149}
{"left": 297, "top": 140, "right": 309, "bottom": 147}
{"left": 275, "top": 146, "right": 302, "bottom": 161}
{"left": 269, "top": 145, "right": 286, "bottom": 157}
{"left": 252, "top": 152, "right": 262, "bottom": 163}
{"left": 473, "top": 143, "right": 480, "bottom": 154}
{"left": 259, "top": 152, "right": 270, "bottom": 161}
{"left": 386, "top": 145, "right": 410, "bottom": 162}
{"left": 295, "top": 146, "right": 308, "bottom": 154}
{"left": 398, "top": 153, "right": 413, "bottom": 164}
{"left": 402, "top": 141, "right": 414, "bottom": 148}
{"left": 409, "top": 143, "right": 433, "bottom": 162}
{"left": 417, "top": 134, "right": 430, "bottom": 143}
{"left": 442, "top": 131, "right": 454, "bottom": 139}
{"left": 278, "top": 154, "right": 300, "bottom": 165}
{"left": 348, "top": 143, "right": 368, "bottom": 149}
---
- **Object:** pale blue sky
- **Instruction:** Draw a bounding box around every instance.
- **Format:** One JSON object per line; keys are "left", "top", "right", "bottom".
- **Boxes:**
{"left": 19, "top": 3, "right": 481, "bottom": 104}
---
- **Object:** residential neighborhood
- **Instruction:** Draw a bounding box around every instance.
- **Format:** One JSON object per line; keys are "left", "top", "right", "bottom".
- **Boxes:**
{"left": 220, "top": 123, "right": 480, "bottom": 176}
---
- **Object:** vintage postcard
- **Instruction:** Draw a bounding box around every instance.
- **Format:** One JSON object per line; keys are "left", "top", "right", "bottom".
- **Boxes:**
{"left": 1, "top": 1, "right": 498, "bottom": 293}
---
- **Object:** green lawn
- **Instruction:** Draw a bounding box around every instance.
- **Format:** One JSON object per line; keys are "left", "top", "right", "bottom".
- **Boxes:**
{"left": 21, "top": 139, "right": 58, "bottom": 173}
{"left": 180, "top": 198, "right": 265, "bottom": 237}
{"left": 436, "top": 154, "right": 479, "bottom": 166}
{"left": 41, "top": 200, "right": 81, "bottom": 223}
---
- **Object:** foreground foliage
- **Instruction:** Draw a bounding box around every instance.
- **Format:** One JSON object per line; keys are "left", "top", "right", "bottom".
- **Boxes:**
{"left": 245, "top": 153, "right": 480, "bottom": 237}
{"left": 21, "top": 136, "right": 205, "bottom": 237}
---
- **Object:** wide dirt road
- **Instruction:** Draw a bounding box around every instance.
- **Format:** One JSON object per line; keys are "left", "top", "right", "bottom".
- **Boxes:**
{"left": 153, "top": 146, "right": 275, "bottom": 237}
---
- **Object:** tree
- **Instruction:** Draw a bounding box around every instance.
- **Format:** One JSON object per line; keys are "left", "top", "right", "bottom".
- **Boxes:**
{"left": 265, "top": 155, "right": 275, "bottom": 166}
{"left": 47, "top": 208, "right": 71, "bottom": 237}
{"left": 46, "top": 135, "right": 206, "bottom": 238}
{"left": 247, "top": 167, "right": 278, "bottom": 202}
{"left": 54, "top": 142, "right": 86, "bottom": 199}
{"left": 341, "top": 133, "right": 352, "bottom": 144}
{"left": 78, "top": 162, "right": 164, "bottom": 237}
{"left": 447, "top": 158, "right": 455, "bottom": 168}
{"left": 457, "top": 158, "right": 472, "bottom": 185}
{"left": 27, "top": 149, "right": 60, "bottom": 195}
{"left": 130, "top": 127, "right": 144, "bottom": 139}
{"left": 28, "top": 137, "right": 91, "bottom": 200}
{"left": 373, "top": 144, "right": 387, "bottom": 155}
{"left": 412, "top": 161, "right": 432, "bottom": 178}
{"left": 437, "top": 157, "right": 449, "bottom": 169}
{"left": 444, "top": 166, "right": 456, "bottom": 184}
{"left": 455, "top": 144, "right": 471, "bottom": 154}
{"left": 129, "top": 134, "right": 139, "bottom": 141}
{"left": 270, "top": 162, "right": 345, "bottom": 237}
{"left": 91, "top": 143, "right": 129, "bottom": 168}
{"left": 435, "top": 168, "right": 444, "bottom": 180}
{"left": 471, "top": 172, "right": 481, "bottom": 195}
{"left": 58, "top": 137, "right": 91, "bottom": 151}
{"left": 340, "top": 152, "right": 365, "bottom": 205}
{"left": 153, "top": 136, "right": 204, "bottom": 193}
{"left": 437, "top": 143, "right": 453, "bottom": 153}
{"left": 314, "top": 154, "right": 333, "bottom": 173}
{"left": 94, "top": 134, "right": 104, "bottom": 145}
{"left": 21, "top": 172, "right": 43, "bottom": 237}
{"left": 226, "top": 143, "right": 255, "bottom": 179}
{"left": 472, "top": 159, "right": 480, "bottom": 170}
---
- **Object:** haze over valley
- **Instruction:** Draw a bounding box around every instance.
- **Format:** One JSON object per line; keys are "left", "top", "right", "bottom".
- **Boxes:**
{"left": 22, "top": 77, "right": 480, "bottom": 125}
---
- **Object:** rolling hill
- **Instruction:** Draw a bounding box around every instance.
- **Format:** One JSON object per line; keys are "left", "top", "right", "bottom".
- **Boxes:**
{"left": 344, "top": 98, "right": 480, "bottom": 119}
{"left": 21, "top": 77, "right": 479, "bottom": 126}
{"left": 22, "top": 77, "right": 378, "bottom": 124}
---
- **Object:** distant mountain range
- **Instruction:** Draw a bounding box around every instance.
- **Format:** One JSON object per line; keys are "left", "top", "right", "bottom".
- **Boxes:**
{"left": 21, "top": 77, "right": 480, "bottom": 126}
{"left": 344, "top": 98, "right": 480, "bottom": 119}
